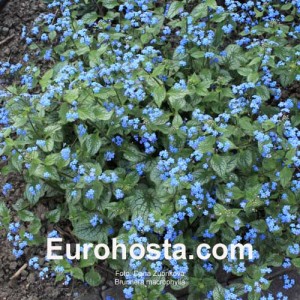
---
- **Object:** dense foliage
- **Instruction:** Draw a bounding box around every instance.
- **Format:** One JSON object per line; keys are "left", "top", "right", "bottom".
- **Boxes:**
{"left": 1, "top": 0, "right": 300, "bottom": 299}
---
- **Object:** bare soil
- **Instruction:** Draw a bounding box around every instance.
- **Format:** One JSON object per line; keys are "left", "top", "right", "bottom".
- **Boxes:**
{"left": 1, "top": 1, "right": 300, "bottom": 300}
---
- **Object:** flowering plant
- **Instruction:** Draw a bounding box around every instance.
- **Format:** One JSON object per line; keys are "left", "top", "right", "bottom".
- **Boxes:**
{"left": 1, "top": 0, "right": 300, "bottom": 299}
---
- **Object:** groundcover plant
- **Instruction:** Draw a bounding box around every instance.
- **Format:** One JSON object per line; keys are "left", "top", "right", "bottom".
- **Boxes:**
{"left": 0, "top": 0, "right": 300, "bottom": 299}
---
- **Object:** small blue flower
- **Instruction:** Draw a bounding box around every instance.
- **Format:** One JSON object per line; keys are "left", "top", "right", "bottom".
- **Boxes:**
{"left": 2, "top": 183, "right": 12, "bottom": 196}
{"left": 61, "top": 148, "right": 71, "bottom": 160}
{"left": 85, "top": 189, "right": 95, "bottom": 200}
{"left": 123, "top": 287, "right": 134, "bottom": 299}
{"left": 105, "top": 151, "right": 115, "bottom": 161}
{"left": 115, "top": 188, "right": 124, "bottom": 199}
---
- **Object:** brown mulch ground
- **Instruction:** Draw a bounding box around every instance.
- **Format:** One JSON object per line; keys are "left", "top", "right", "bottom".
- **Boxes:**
{"left": 1, "top": 1, "right": 300, "bottom": 299}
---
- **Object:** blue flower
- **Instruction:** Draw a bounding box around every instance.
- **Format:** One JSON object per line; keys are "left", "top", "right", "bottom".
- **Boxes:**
{"left": 48, "top": 230, "right": 59, "bottom": 238}
{"left": 77, "top": 124, "right": 86, "bottom": 137}
{"left": 54, "top": 266, "right": 65, "bottom": 273}
{"left": 0, "top": 108, "right": 9, "bottom": 125}
{"left": 90, "top": 215, "right": 103, "bottom": 227}
{"left": 36, "top": 140, "right": 46, "bottom": 147}
{"left": 61, "top": 148, "right": 71, "bottom": 160}
{"left": 135, "top": 163, "right": 145, "bottom": 175}
{"left": 105, "top": 151, "right": 115, "bottom": 161}
{"left": 2, "top": 183, "right": 12, "bottom": 196}
{"left": 123, "top": 287, "right": 134, "bottom": 299}
{"left": 85, "top": 189, "right": 95, "bottom": 200}
{"left": 174, "top": 79, "right": 187, "bottom": 90}
{"left": 115, "top": 188, "right": 124, "bottom": 199}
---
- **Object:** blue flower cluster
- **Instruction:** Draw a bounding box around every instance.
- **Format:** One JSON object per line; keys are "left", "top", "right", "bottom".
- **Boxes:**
{"left": 6, "top": 222, "right": 33, "bottom": 259}
{"left": 0, "top": 0, "right": 300, "bottom": 298}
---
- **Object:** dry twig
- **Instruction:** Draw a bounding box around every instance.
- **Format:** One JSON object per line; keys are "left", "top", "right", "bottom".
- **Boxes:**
{"left": 0, "top": 34, "right": 14, "bottom": 46}
{"left": 10, "top": 263, "right": 28, "bottom": 280}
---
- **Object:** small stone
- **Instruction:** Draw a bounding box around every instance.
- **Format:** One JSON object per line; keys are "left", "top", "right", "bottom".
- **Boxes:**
{"left": 8, "top": 279, "right": 17, "bottom": 288}
{"left": 107, "top": 280, "right": 114, "bottom": 287}
{"left": 102, "top": 286, "right": 125, "bottom": 300}
{"left": 1, "top": 27, "right": 9, "bottom": 35}
{"left": 3, "top": 48, "right": 10, "bottom": 56}
{"left": 27, "top": 273, "right": 35, "bottom": 284}
{"left": 77, "top": 294, "right": 100, "bottom": 300}
{"left": 27, "top": 296, "right": 39, "bottom": 300}
{"left": 9, "top": 262, "right": 18, "bottom": 270}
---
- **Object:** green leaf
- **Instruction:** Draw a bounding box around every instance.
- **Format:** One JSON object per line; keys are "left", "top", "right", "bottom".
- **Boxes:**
{"left": 247, "top": 72, "right": 260, "bottom": 83}
{"left": 71, "top": 267, "right": 84, "bottom": 281}
{"left": 93, "top": 107, "right": 113, "bottom": 121}
{"left": 122, "top": 172, "right": 140, "bottom": 190}
{"left": 76, "top": 46, "right": 90, "bottom": 56}
{"left": 280, "top": 167, "right": 294, "bottom": 188}
{"left": 245, "top": 197, "right": 264, "bottom": 212}
{"left": 251, "top": 220, "right": 267, "bottom": 233}
{"left": 190, "top": 51, "right": 204, "bottom": 59}
{"left": 102, "top": 0, "right": 118, "bottom": 9}
{"left": 238, "top": 117, "right": 254, "bottom": 133}
{"left": 170, "top": 276, "right": 189, "bottom": 290}
{"left": 245, "top": 184, "right": 261, "bottom": 199}
{"left": 211, "top": 155, "right": 237, "bottom": 178}
{"left": 40, "top": 69, "right": 53, "bottom": 91}
{"left": 214, "top": 203, "right": 227, "bottom": 216}
{"left": 172, "top": 114, "right": 183, "bottom": 129}
{"left": 64, "top": 89, "right": 79, "bottom": 104}
{"left": 85, "top": 134, "right": 102, "bottom": 156}
{"left": 12, "top": 154, "right": 23, "bottom": 172}
{"left": 256, "top": 86, "right": 270, "bottom": 100}
{"left": 78, "top": 107, "right": 94, "bottom": 120}
{"left": 33, "top": 165, "right": 60, "bottom": 181}
{"left": 46, "top": 208, "right": 61, "bottom": 223}
{"left": 191, "top": 3, "right": 208, "bottom": 18}
{"left": 18, "top": 210, "right": 35, "bottom": 222}
{"left": 123, "top": 145, "right": 145, "bottom": 162}
{"left": 125, "top": 189, "right": 166, "bottom": 222}
{"left": 210, "top": 155, "right": 227, "bottom": 178}
{"left": 207, "top": 0, "right": 217, "bottom": 9}
{"left": 166, "top": 1, "right": 184, "bottom": 18}
{"left": 49, "top": 31, "right": 57, "bottom": 41}
{"left": 162, "top": 293, "right": 177, "bottom": 300}
{"left": 79, "top": 250, "right": 96, "bottom": 268}
{"left": 168, "top": 91, "right": 187, "bottom": 111}
{"left": 292, "top": 258, "right": 300, "bottom": 268}
{"left": 66, "top": 189, "right": 81, "bottom": 204}
{"left": 44, "top": 125, "right": 62, "bottom": 138}
{"left": 211, "top": 12, "right": 227, "bottom": 22}
{"left": 82, "top": 12, "right": 99, "bottom": 24}
{"left": 280, "top": 71, "right": 296, "bottom": 87}
{"left": 73, "top": 222, "right": 107, "bottom": 242}
{"left": 198, "top": 136, "right": 216, "bottom": 153}
{"left": 85, "top": 268, "right": 102, "bottom": 287}
{"left": 285, "top": 15, "right": 294, "bottom": 22}
{"left": 12, "top": 198, "right": 28, "bottom": 211}
{"left": 152, "top": 85, "right": 166, "bottom": 107}
{"left": 231, "top": 187, "right": 245, "bottom": 200}
{"left": 228, "top": 283, "right": 246, "bottom": 297}
{"left": 281, "top": 3, "right": 292, "bottom": 10}
{"left": 237, "top": 68, "right": 252, "bottom": 77}
{"left": 45, "top": 154, "right": 60, "bottom": 166}
{"left": 0, "top": 201, "right": 11, "bottom": 226}
{"left": 29, "top": 218, "right": 41, "bottom": 235}
{"left": 213, "top": 283, "right": 225, "bottom": 300}
{"left": 25, "top": 185, "right": 43, "bottom": 206}
{"left": 150, "top": 163, "right": 162, "bottom": 185}
{"left": 238, "top": 150, "right": 253, "bottom": 169}
{"left": 265, "top": 254, "right": 283, "bottom": 267}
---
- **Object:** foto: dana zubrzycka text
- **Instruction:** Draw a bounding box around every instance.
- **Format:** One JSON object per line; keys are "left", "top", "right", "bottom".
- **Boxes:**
{"left": 46, "top": 238, "right": 253, "bottom": 261}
